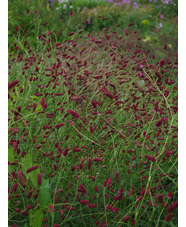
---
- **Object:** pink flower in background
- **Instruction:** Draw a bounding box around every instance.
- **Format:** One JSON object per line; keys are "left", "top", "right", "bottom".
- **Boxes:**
{"left": 161, "top": 0, "right": 172, "bottom": 4}
{"left": 88, "top": 16, "right": 91, "bottom": 24}
{"left": 93, "top": 9, "right": 97, "bottom": 15}
{"left": 122, "top": 0, "right": 130, "bottom": 4}
{"left": 160, "top": 14, "right": 164, "bottom": 19}
{"left": 134, "top": 2, "right": 138, "bottom": 8}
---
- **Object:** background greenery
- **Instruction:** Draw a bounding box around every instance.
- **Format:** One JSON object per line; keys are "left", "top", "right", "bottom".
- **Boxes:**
{"left": 9, "top": 0, "right": 178, "bottom": 60}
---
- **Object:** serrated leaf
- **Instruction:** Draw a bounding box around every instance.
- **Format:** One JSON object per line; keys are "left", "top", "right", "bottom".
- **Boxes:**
{"left": 38, "top": 179, "right": 52, "bottom": 208}
{"left": 8, "top": 147, "right": 14, "bottom": 172}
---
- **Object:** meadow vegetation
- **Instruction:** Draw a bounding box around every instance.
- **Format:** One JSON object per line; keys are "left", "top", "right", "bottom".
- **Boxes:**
{"left": 8, "top": 0, "right": 178, "bottom": 226}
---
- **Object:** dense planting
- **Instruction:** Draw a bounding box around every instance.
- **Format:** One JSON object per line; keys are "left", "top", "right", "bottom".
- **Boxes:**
{"left": 8, "top": 0, "right": 178, "bottom": 226}
{"left": 8, "top": 21, "right": 178, "bottom": 226}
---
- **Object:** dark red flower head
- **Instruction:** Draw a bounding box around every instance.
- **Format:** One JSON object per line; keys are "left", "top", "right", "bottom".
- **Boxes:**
{"left": 123, "top": 216, "right": 130, "bottom": 223}
{"left": 167, "top": 201, "right": 178, "bottom": 213}
{"left": 37, "top": 173, "right": 42, "bottom": 185}
{"left": 26, "top": 165, "right": 39, "bottom": 174}
{"left": 159, "top": 58, "right": 165, "bottom": 67}
{"left": 67, "top": 109, "right": 80, "bottom": 118}
{"left": 8, "top": 80, "right": 19, "bottom": 90}
{"left": 54, "top": 123, "right": 64, "bottom": 129}
{"left": 17, "top": 171, "right": 26, "bottom": 187}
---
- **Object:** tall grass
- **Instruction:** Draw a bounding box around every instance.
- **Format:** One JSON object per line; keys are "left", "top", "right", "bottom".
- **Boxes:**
{"left": 8, "top": 1, "right": 178, "bottom": 226}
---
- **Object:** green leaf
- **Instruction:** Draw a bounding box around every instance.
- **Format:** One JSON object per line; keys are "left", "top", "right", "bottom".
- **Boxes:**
{"left": 35, "top": 104, "right": 42, "bottom": 112}
{"left": 38, "top": 179, "right": 52, "bottom": 208}
{"left": 28, "top": 209, "right": 34, "bottom": 226}
{"left": 31, "top": 96, "right": 39, "bottom": 99}
{"left": 8, "top": 147, "right": 14, "bottom": 172}
{"left": 8, "top": 147, "right": 14, "bottom": 162}
{"left": 21, "top": 154, "right": 40, "bottom": 188}
{"left": 29, "top": 165, "right": 40, "bottom": 188}
{"left": 33, "top": 209, "right": 43, "bottom": 227}
{"left": 21, "top": 154, "right": 33, "bottom": 175}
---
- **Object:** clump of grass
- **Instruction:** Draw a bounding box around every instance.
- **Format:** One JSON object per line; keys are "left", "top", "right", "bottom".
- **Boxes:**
{"left": 8, "top": 12, "right": 178, "bottom": 226}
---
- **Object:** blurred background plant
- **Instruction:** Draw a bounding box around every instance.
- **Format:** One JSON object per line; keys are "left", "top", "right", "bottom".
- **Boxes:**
{"left": 8, "top": 0, "right": 177, "bottom": 60}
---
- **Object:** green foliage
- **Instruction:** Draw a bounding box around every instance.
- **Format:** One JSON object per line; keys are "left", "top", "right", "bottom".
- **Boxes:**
{"left": 8, "top": 0, "right": 178, "bottom": 226}
{"left": 38, "top": 179, "right": 52, "bottom": 208}
{"left": 8, "top": 0, "right": 177, "bottom": 55}
{"left": 8, "top": 147, "right": 14, "bottom": 172}
{"left": 29, "top": 209, "right": 43, "bottom": 227}
{"left": 21, "top": 154, "right": 40, "bottom": 188}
